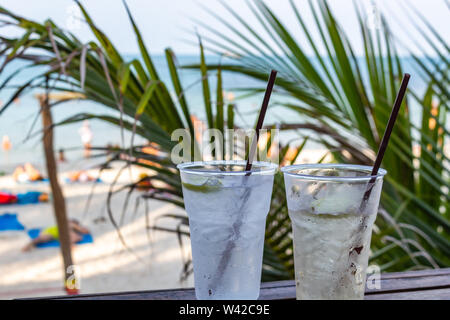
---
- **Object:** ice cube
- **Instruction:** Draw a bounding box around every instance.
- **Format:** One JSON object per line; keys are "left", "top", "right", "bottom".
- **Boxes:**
{"left": 311, "top": 185, "right": 364, "bottom": 215}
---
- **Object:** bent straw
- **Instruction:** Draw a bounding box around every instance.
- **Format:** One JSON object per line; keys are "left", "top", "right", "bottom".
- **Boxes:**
{"left": 245, "top": 69, "right": 277, "bottom": 174}
{"left": 360, "top": 73, "right": 410, "bottom": 210}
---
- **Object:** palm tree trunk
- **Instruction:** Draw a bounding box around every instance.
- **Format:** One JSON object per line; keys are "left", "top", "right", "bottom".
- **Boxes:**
{"left": 40, "top": 77, "right": 77, "bottom": 294}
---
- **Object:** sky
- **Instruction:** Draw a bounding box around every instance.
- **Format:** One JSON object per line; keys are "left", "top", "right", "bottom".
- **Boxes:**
{"left": 0, "top": 0, "right": 448, "bottom": 56}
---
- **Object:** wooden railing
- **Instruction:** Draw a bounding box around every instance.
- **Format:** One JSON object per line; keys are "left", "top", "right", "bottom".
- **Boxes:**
{"left": 34, "top": 267, "right": 450, "bottom": 300}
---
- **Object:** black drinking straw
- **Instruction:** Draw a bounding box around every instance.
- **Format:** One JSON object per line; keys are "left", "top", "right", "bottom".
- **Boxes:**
{"left": 209, "top": 70, "right": 277, "bottom": 295}
{"left": 360, "top": 73, "right": 410, "bottom": 209}
{"left": 245, "top": 70, "right": 277, "bottom": 174}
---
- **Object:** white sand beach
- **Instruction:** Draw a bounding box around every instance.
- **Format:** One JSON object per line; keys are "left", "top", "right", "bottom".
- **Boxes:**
{"left": 0, "top": 164, "right": 193, "bottom": 299}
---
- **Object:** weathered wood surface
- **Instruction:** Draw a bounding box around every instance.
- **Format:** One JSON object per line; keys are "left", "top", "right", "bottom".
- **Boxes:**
{"left": 36, "top": 268, "right": 450, "bottom": 300}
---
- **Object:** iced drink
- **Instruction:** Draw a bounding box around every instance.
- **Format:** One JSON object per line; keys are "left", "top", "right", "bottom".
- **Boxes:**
{"left": 281, "top": 164, "right": 386, "bottom": 300}
{"left": 178, "top": 160, "right": 277, "bottom": 300}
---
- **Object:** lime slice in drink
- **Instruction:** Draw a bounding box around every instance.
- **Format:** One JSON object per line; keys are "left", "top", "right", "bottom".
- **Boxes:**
{"left": 182, "top": 177, "right": 223, "bottom": 193}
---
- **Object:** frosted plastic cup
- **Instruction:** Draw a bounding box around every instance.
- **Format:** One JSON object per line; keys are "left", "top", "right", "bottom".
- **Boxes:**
{"left": 178, "top": 160, "right": 277, "bottom": 300}
{"left": 281, "top": 164, "right": 386, "bottom": 300}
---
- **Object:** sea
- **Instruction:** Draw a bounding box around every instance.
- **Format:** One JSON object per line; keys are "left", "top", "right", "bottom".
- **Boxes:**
{"left": 0, "top": 54, "right": 437, "bottom": 170}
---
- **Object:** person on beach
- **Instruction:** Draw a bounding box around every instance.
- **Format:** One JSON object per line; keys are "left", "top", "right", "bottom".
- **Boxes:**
{"left": 13, "top": 163, "right": 44, "bottom": 183}
{"left": 1, "top": 135, "right": 12, "bottom": 152}
{"left": 141, "top": 142, "right": 161, "bottom": 156}
{"left": 67, "top": 170, "right": 97, "bottom": 183}
{"left": 22, "top": 219, "right": 90, "bottom": 252}
{"left": 0, "top": 191, "right": 49, "bottom": 205}
{"left": 136, "top": 172, "right": 154, "bottom": 190}
{"left": 78, "top": 120, "right": 93, "bottom": 158}
{"left": 58, "top": 149, "right": 67, "bottom": 162}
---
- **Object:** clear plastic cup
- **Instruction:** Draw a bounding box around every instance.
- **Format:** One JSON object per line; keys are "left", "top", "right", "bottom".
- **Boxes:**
{"left": 178, "top": 160, "right": 277, "bottom": 300}
{"left": 281, "top": 164, "right": 387, "bottom": 300}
